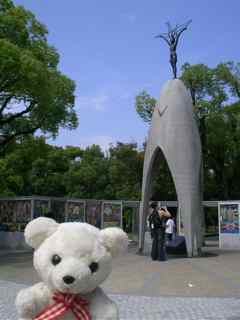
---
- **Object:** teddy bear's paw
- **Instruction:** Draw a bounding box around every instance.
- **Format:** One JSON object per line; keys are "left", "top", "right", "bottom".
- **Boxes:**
{"left": 103, "top": 310, "right": 118, "bottom": 320}
{"left": 100, "top": 301, "right": 119, "bottom": 320}
{"left": 16, "top": 288, "right": 38, "bottom": 318}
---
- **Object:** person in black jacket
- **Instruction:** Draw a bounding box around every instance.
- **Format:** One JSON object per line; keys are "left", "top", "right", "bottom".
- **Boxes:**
{"left": 148, "top": 203, "right": 171, "bottom": 261}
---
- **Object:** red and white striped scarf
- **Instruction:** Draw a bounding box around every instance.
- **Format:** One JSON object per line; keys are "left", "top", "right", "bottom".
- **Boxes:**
{"left": 34, "top": 292, "right": 91, "bottom": 320}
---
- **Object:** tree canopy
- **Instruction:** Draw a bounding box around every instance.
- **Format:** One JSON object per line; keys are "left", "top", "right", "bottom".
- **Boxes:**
{"left": 0, "top": 0, "right": 77, "bottom": 150}
{"left": 0, "top": 137, "right": 144, "bottom": 200}
{"left": 135, "top": 91, "right": 156, "bottom": 124}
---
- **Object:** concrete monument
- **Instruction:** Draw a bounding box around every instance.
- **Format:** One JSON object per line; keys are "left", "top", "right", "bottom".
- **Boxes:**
{"left": 139, "top": 79, "right": 203, "bottom": 257}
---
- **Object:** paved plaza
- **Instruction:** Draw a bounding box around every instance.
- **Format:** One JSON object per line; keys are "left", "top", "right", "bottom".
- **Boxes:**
{"left": 1, "top": 235, "right": 240, "bottom": 319}
{"left": 1, "top": 280, "right": 240, "bottom": 320}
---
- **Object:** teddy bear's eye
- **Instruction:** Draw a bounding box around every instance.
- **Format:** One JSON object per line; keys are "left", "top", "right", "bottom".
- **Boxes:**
{"left": 52, "top": 254, "right": 62, "bottom": 266}
{"left": 89, "top": 262, "right": 99, "bottom": 273}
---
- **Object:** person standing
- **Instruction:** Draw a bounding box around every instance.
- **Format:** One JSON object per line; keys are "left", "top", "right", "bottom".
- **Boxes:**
{"left": 165, "top": 216, "right": 175, "bottom": 241}
{"left": 148, "top": 203, "right": 171, "bottom": 261}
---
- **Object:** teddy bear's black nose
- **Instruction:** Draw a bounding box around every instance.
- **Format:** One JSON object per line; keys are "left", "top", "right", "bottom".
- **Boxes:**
{"left": 63, "top": 275, "right": 75, "bottom": 284}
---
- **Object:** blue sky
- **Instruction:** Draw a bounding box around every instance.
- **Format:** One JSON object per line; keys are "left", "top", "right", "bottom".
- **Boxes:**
{"left": 15, "top": 0, "right": 240, "bottom": 150}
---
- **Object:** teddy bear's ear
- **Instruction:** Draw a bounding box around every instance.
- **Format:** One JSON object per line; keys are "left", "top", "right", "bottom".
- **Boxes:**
{"left": 100, "top": 227, "right": 128, "bottom": 257}
{"left": 25, "top": 217, "right": 59, "bottom": 249}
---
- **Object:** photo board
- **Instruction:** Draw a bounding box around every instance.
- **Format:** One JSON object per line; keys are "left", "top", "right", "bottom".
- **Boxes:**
{"left": 66, "top": 201, "right": 85, "bottom": 222}
{"left": 102, "top": 201, "right": 122, "bottom": 228}
{"left": 218, "top": 202, "right": 240, "bottom": 249}
{"left": 85, "top": 201, "right": 101, "bottom": 228}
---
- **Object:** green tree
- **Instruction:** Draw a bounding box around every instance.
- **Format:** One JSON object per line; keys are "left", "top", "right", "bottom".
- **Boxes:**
{"left": 135, "top": 90, "right": 156, "bottom": 123}
{"left": 215, "top": 62, "right": 240, "bottom": 99}
{"left": 0, "top": 0, "right": 77, "bottom": 150}
{"left": 181, "top": 63, "right": 227, "bottom": 111}
{"left": 0, "top": 158, "right": 23, "bottom": 195}
{"left": 65, "top": 145, "right": 111, "bottom": 199}
{"left": 0, "top": 138, "right": 147, "bottom": 200}
{"left": 151, "top": 156, "right": 177, "bottom": 201}
{"left": 181, "top": 63, "right": 227, "bottom": 145}
{"left": 3, "top": 136, "right": 54, "bottom": 195}
{"left": 108, "top": 142, "right": 144, "bottom": 200}
{"left": 206, "top": 104, "right": 240, "bottom": 199}
{"left": 0, "top": 136, "right": 85, "bottom": 197}
{"left": 31, "top": 147, "right": 70, "bottom": 196}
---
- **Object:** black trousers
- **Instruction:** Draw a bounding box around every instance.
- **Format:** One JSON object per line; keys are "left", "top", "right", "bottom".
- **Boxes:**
{"left": 151, "top": 229, "right": 167, "bottom": 261}
{"left": 166, "top": 233, "right": 173, "bottom": 241}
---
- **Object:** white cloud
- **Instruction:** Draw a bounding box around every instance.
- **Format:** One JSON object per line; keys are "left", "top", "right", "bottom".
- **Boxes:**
{"left": 76, "top": 86, "right": 135, "bottom": 114}
{"left": 79, "top": 135, "right": 115, "bottom": 151}
{"left": 78, "top": 94, "right": 110, "bottom": 112}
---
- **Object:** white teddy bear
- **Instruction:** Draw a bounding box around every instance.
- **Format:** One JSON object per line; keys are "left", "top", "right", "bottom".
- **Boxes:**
{"left": 16, "top": 217, "right": 128, "bottom": 320}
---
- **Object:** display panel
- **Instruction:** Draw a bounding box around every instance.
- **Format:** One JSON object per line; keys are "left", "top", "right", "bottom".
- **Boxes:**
{"left": 219, "top": 203, "right": 239, "bottom": 234}
{"left": 85, "top": 202, "right": 101, "bottom": 228}
{"left": 66, "top": 201, "right": 85, "bottom": 222}
{"left": 15, "top": 201, "right": 31, "bottom": 223}
{"left": 218, "top": 202, "right": 240, "bottom": 249}
{"left": 102, "top": 202, "right": 122, "bottom": 228}
{"left": 51, "top": 200, "right": 66, "bottom": 222}
{"left": 0, "top": 200, "right": 32, "bottom": 231}
{"left": 33, "top": 200, "right": 49, "bottom": 218}
{"left": 0, "top": 201, "right": 15, "bottom": 224}
{"left": 0, "top": 200, "right": 15, "bottom": 231}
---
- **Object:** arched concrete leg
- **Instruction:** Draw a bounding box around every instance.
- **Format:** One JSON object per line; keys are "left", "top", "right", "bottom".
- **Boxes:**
{"left": 138, "top": 79, "right": 203, "bottom": 257}
{"left": 138, "top": 145, "right": 203, "bottom": 257}
{"left": 178, "top": 192, "right": 202, "bottom": 257}
{"left": 199, "top": 162, "right": 205, "bottom": 248}
{"left": 138, "top": 145, "right": 159, "bottom": 253}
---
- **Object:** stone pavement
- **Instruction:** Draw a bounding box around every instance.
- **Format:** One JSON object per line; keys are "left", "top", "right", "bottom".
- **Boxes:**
{"left": 1, "top": 235, "right": 240, "bottom": 319}
{"left": 1, "top": 236, "right": 240, "bottom": 298}
{"left": 1, "top": 280, "right": 240, "bottom": 320}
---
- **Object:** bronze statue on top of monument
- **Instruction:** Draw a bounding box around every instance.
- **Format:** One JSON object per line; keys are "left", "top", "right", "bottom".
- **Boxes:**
{"left": 155, "top": 20, "right": 192, "bottom": 79}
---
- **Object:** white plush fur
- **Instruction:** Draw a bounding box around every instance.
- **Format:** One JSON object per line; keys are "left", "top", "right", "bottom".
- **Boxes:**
{"left": 100, "top": 227, "right": 128, "bottom": 257}
{"left": 16, "top": 218, "right": 128, "bottom": 320}
{"left": 25, "top": 217, "right": 58, "bottom": 249}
